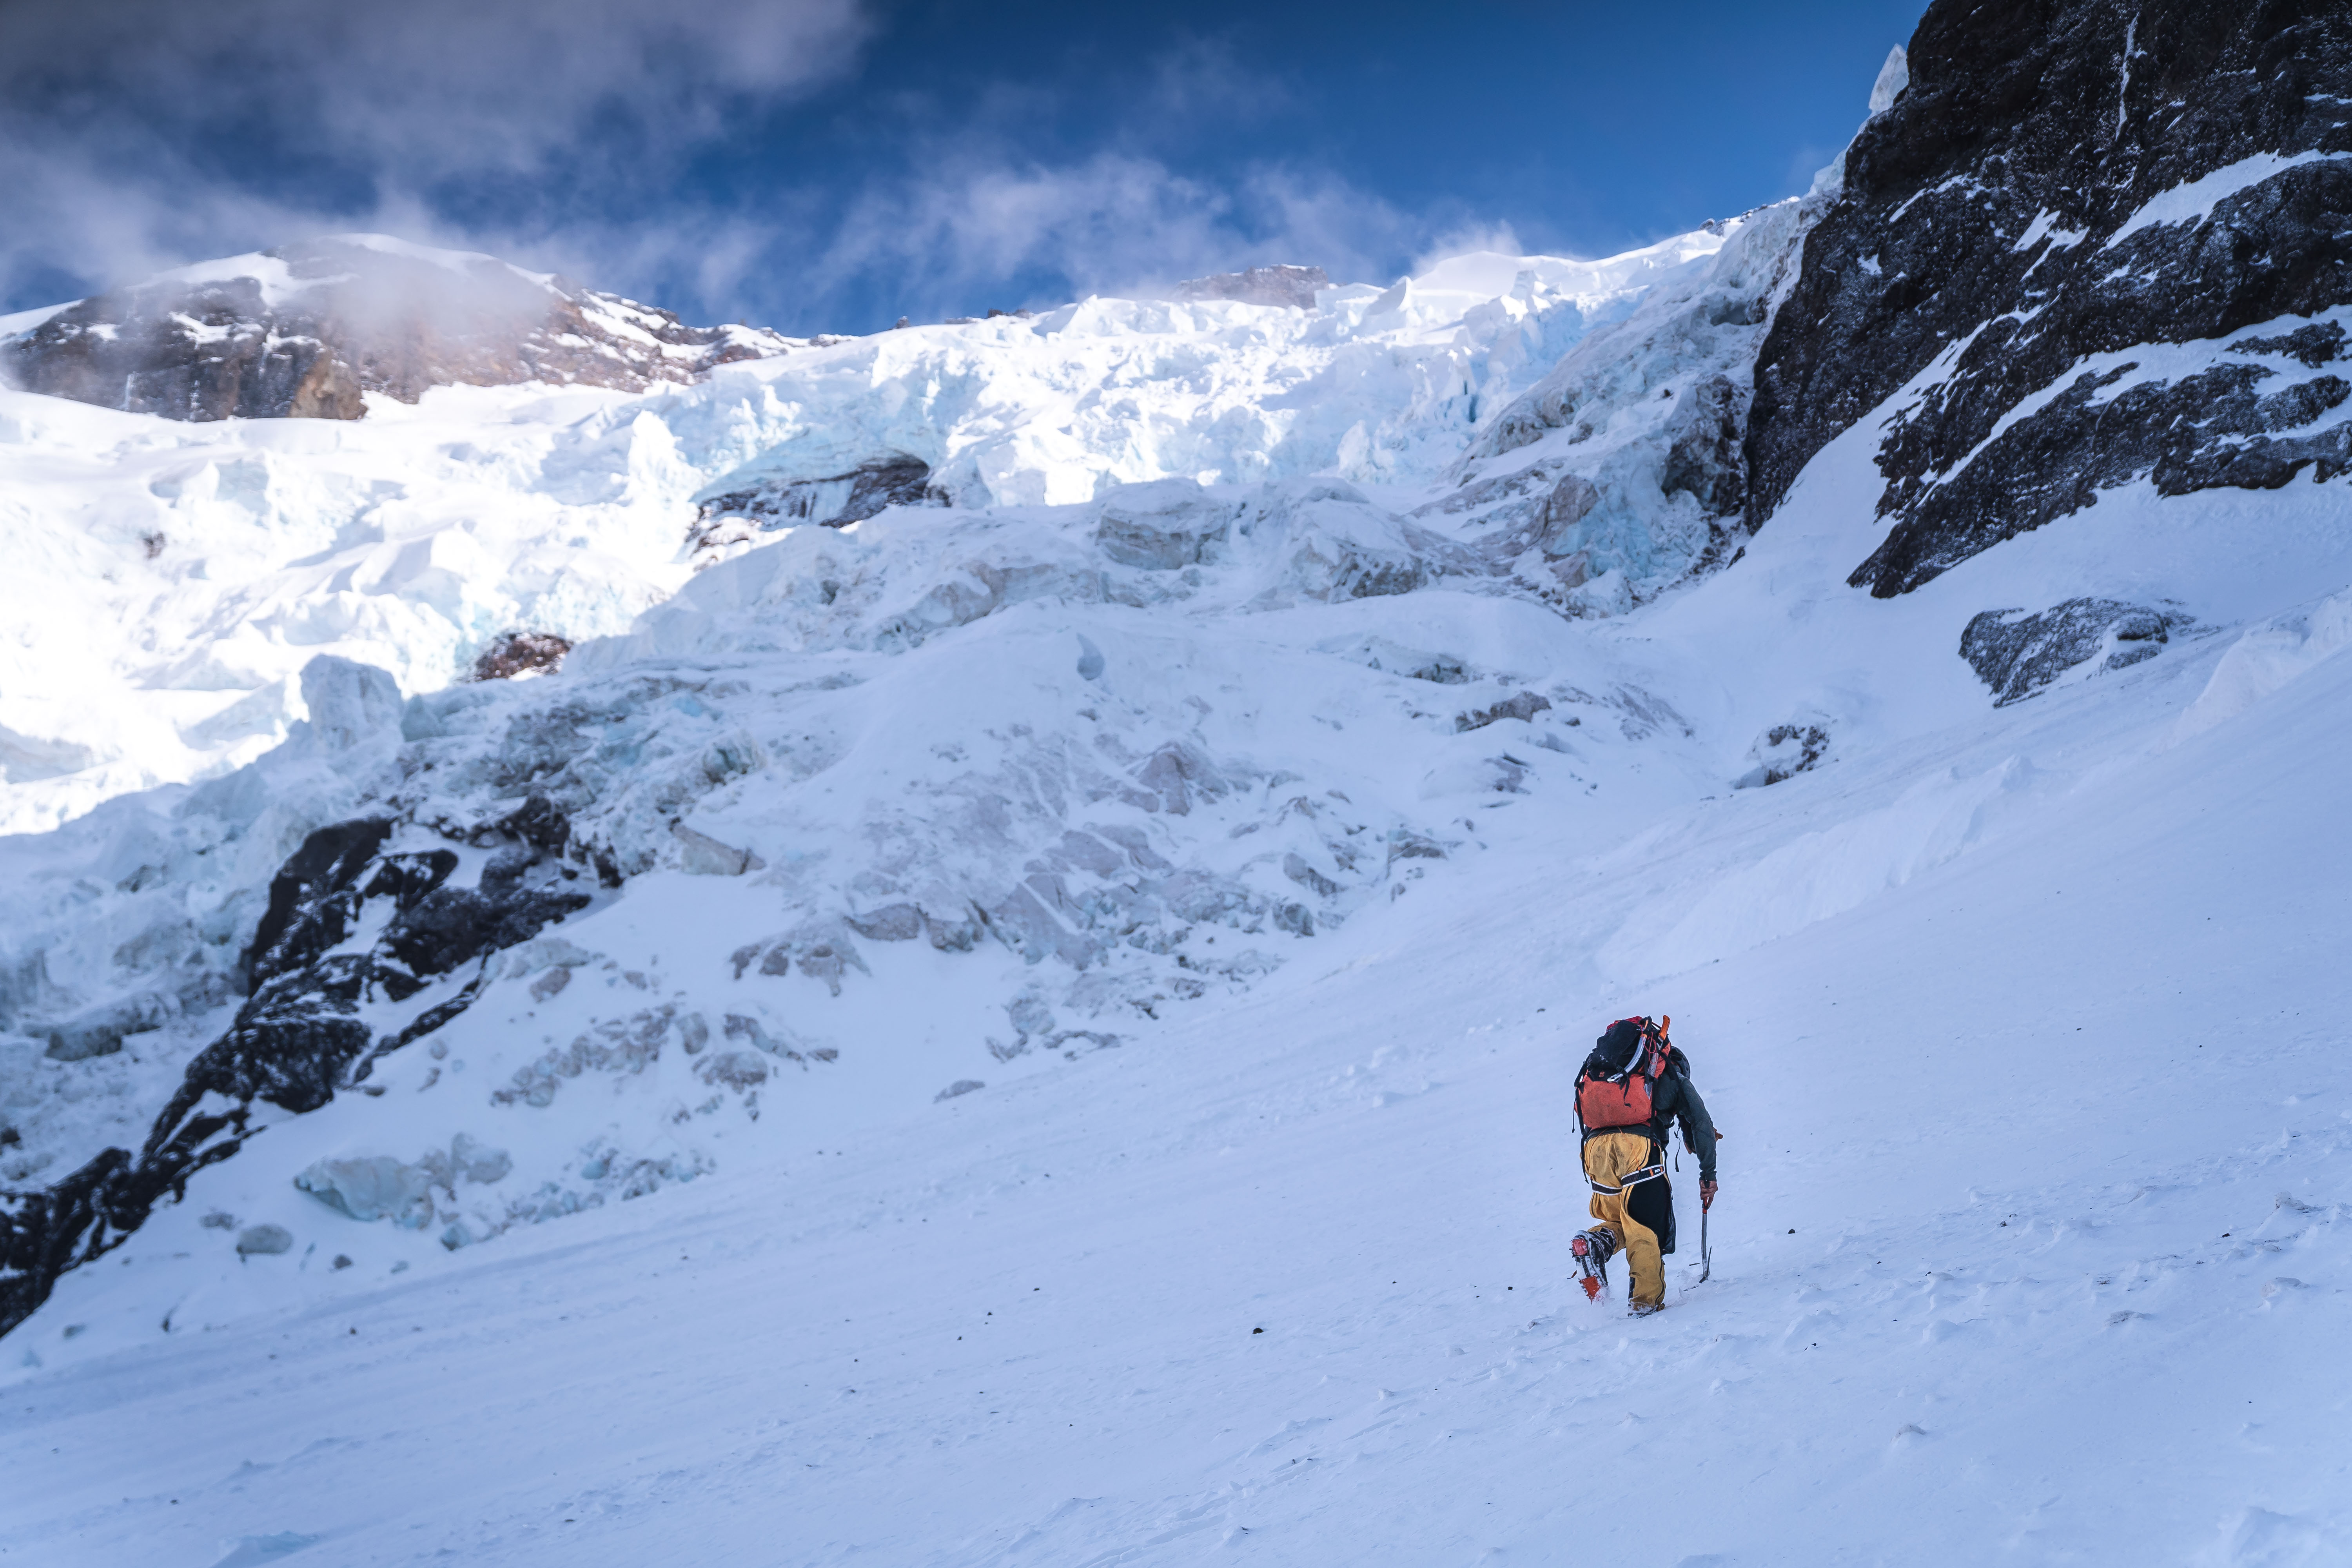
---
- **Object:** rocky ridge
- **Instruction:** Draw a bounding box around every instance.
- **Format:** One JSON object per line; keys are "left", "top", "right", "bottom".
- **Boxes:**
{"left": 1, "top": 235, "right": 797, "bottom": 421}
{"left": 1744, "top": 0, "right": 2352, "bottom": 596}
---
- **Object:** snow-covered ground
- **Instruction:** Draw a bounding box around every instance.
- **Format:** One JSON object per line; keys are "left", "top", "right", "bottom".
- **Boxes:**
{"left": 5, "top": 334, "right": 2350, "bottom": 1563}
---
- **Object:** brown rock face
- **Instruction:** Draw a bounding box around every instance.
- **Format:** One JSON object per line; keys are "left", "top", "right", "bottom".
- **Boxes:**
{"left": 1172, "top": 265, "right": 1330, "bottom": 310}
{"left": 471, "top": 632, "right": 573, "bottom": 682}
{"left": 1, "top": 235, "right": 796, "bottom": 422}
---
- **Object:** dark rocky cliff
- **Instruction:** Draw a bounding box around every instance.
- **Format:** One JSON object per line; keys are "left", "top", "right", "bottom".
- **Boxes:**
{"left": 2, "top": 236, "right": 795, "bottom": 422}
{"left": 1746, "top": 0, "right": 2352, "bottom": 596}
{"left": 0, "top": 801, "right": 591, "bottom": 1336}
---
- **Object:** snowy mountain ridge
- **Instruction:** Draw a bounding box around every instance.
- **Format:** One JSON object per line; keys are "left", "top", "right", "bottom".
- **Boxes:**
{"left": 0, "top": 216, "right": 1759, "bottom": 838}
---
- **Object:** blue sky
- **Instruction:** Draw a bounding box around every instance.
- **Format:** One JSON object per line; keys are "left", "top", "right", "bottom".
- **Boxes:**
{"left": 0, "top": 0, "right": 1927, "bottom": 334}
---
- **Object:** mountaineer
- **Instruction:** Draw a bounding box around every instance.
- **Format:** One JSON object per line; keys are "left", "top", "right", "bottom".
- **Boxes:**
{"left": 1570, "top": 1014, "right": 1718, "bottom": 1314}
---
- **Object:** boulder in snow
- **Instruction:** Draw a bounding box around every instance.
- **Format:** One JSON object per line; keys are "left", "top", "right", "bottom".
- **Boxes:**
{"left": 846, "top": 903, "right": 926, "bottom": 942}
{"left": 697, "top": 1051, "right": 769, "bottom": 1091}
{"left": 1457, "top": 692, "right": 1553, "bottom": 732}
{"left": 235, "top": 1224, "right": 294, "bottom": 1257}
{"left": 1735, "top": 721, "right": 1833, "bottom": 788}
{"left": 294, "top": 1156, "right": 437, "bottom": 1228}
{"left": 1961, "top": 600, "right": 2187, "bottom": 707}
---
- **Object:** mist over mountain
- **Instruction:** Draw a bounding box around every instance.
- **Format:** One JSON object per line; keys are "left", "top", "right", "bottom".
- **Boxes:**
{"left": 3, "top": 1, "right": 2349, "bottom": 1562}
{"left": 2, "top": 235, "right": 795, "bottom": 421}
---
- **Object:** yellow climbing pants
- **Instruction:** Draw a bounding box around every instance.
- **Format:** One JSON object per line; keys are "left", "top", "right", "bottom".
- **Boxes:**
{"left": 1584, "top": 1130, "right": 1666, "bottom": 1308}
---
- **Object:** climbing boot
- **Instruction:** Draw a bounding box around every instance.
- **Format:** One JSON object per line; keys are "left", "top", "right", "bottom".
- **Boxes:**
{"left": 1571, "top": 1227, "right": 1618, "bottom": 1301}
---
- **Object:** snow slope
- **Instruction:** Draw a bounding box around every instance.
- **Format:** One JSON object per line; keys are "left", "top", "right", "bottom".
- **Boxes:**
{"left": 4, "top": 429, "right": 2349, "bottom": 1564}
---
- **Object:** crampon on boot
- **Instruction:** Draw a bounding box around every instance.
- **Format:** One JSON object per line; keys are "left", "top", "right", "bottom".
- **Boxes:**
{"left": 1571, "top": 1227, "right": 1619, "bottom": 1301}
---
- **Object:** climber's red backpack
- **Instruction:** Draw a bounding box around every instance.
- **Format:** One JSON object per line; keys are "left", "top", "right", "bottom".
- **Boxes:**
{"left": 1576, "top": 1015, "right": 1670, "bottom": 1132}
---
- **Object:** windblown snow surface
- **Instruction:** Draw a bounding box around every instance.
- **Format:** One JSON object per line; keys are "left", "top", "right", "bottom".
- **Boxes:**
{"left": 4, "top": 217, "right": 2352, "bottom": 1566}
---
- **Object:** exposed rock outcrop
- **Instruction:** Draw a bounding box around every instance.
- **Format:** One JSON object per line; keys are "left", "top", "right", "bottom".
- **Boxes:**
{"left": 1173, "top": 265, "right": 1330, "bottom": 310}
{"left": 0, "top": 797, "right": 593, "bottom": 1335}
{"left": 690, "top": 454, "right": 943, "bottom": 555}
{"left": 1960, "top": 599, "right": 2188, "bottom": 704}
{"left": 2, "top": 235, "right": 796, "bottom": 422}
{"left": 472, "top": 632, "right": 573, "bottom": 683}
{"left": 1734, "top": 722, "right": 1833, "bottom": 788}
{"left": 1746, "top": 0, "right": 2352, "bottom": 595}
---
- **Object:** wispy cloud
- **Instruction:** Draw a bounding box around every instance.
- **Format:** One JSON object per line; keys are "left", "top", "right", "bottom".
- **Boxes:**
{"left": 1409, "top": 221, "right": 1528, "bottom": 277}
{"left": 2, "top": 0, "right": 867, "bottom": 174}
{"left": 1141, "top": 36, "right": 1298, "bottom": 131}
{"left": 0, "top": 0, "right": 867, "bottom": 305}
{"left": 0, "top": 2, "right": 1516, "bottom": 334}
{"left": 805, "top": 152, "right": 1428, "bottom": 319}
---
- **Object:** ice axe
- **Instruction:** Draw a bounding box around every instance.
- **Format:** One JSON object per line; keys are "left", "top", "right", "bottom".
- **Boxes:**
{"left": 1693, "top": 1130, "right": 1721, "bottom": 1286}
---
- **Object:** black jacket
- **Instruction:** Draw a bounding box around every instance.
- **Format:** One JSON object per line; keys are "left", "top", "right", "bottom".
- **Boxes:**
{"left": 1581, "top": 1045, "right": 1718, "bottom": 1183}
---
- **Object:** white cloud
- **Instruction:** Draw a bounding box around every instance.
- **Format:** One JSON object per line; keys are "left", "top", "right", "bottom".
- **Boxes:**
{"left": 0, "top": 0, "right": 867, "bottom": 308}
{"left": 1, "top": 0, "right": 868, "bottom": 174}
{"left": 0, "top": 137, "right": 319, "bottom": 303}
{"left": 1410, "top": 221, "right": 1527, "bottom": 278}
{"left": 0, "top": 8, "right": 1518, "bottom": 338}
{"left": 809, "top": 151, "right": 1424, "bottom": 313}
